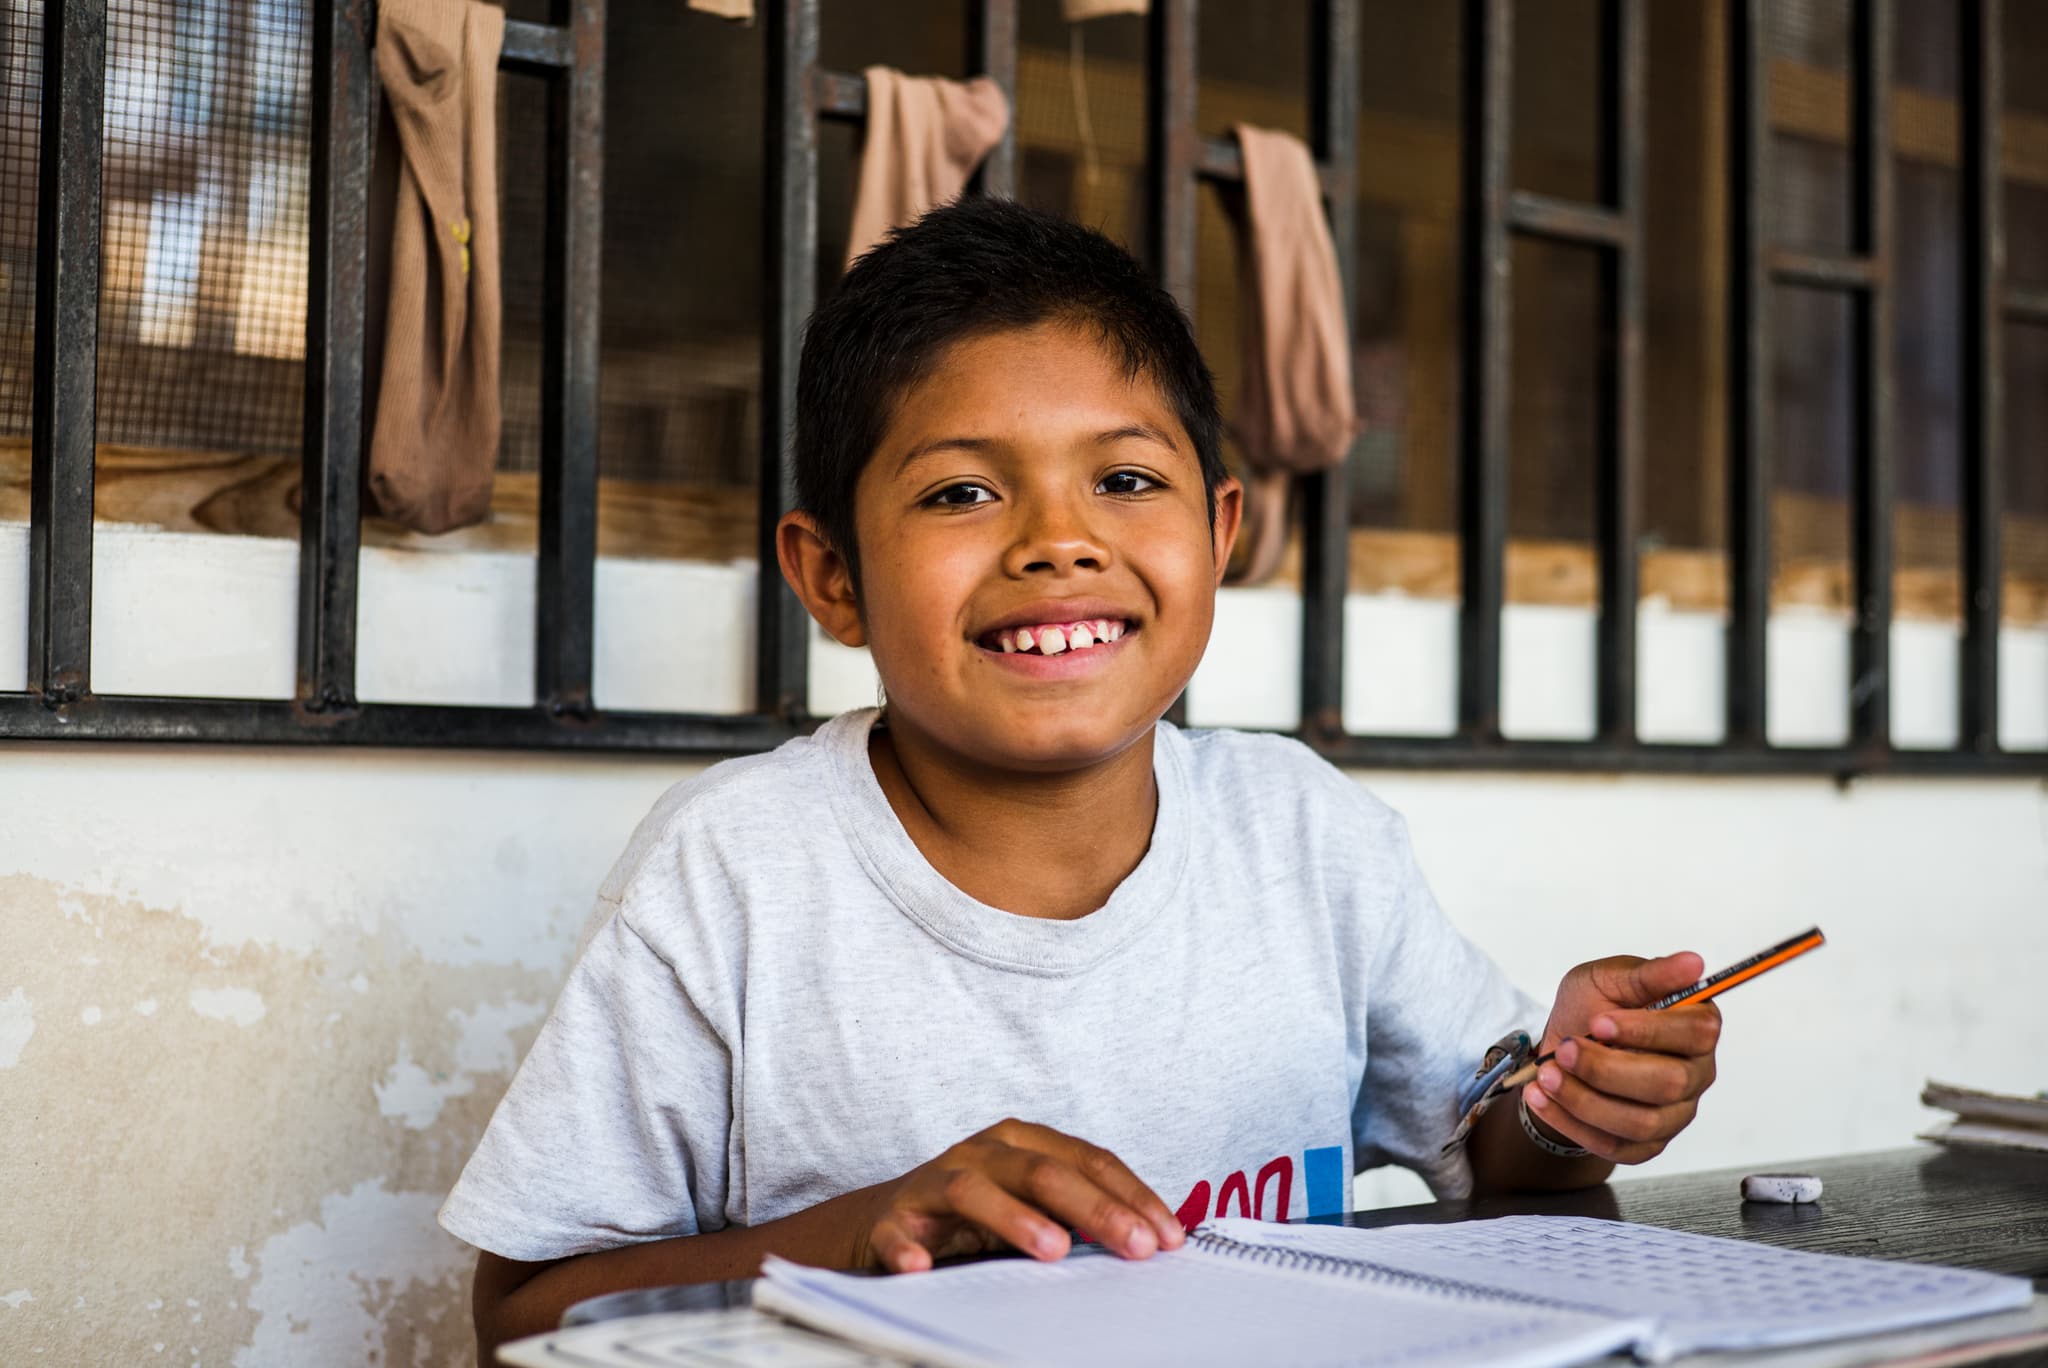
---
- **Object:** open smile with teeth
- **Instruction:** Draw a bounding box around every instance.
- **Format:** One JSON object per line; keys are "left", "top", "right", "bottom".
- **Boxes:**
{"left": 980, "top": 618, "right": 1131, "bottom": 656}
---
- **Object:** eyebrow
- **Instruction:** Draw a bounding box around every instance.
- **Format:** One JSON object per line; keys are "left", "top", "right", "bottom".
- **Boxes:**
{"left": 894, "top": 424, "right": 1181, "bottom": 477}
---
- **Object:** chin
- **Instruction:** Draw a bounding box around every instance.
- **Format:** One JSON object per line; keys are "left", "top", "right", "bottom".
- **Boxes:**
{"left": 967, "top": 707, "right": 1160, "bottom": 773}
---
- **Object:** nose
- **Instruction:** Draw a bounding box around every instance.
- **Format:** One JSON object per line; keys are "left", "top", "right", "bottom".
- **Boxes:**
{"left": 1002, "top": 491, "right": 1111, "bottom": 578}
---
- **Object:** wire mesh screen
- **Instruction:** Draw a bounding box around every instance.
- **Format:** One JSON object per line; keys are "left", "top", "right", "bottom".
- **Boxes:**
{"left": 1, "top": 1, "right": 43, "bottom": 439}
{"left": 92, "top": 0, "right": 310, "bottom": 459}
{"left": 0, "top": 0, "right": 309, "bottom": 457}
{"left": 496, "top": 67, "right": 545, "bottom": 477}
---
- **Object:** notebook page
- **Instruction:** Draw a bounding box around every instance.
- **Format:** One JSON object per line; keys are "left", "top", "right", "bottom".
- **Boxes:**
{"left": 1204, "top": 1216, "right": 2035, "bottom": 1363}
{"left": 756, "top": 1245, "right": 1649, "bottom": 1368}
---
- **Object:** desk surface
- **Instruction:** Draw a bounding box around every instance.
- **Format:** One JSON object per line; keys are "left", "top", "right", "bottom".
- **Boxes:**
{"left": 1335, "top": 1145, "right": 2048, "bottom": 1287}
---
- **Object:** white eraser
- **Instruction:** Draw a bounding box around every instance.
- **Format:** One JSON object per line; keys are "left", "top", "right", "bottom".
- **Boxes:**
{"left": 1741, "top": 1173, "right": 1823, "bottom": 1203}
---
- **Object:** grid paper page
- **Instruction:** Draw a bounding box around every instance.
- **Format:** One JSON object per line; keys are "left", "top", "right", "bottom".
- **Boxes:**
{"left": 756, "top": 1245, "right": 1648, "bottom": 1368}
{"left": 1206, "top": 1215, "right": 2035, "bottom": 1363}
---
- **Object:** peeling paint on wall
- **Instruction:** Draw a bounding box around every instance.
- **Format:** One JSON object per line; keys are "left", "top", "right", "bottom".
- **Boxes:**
{"left": 0, "top": 985, "right": 33, "bottom": 1067}
{"left": 189, "top": 986, "right": 268, "bottom": 1027}
{"left": 376, "top": 1001, "right": 545, "bottom": 1133}
{"left": 0, "top": 745, "right": 689, "bottom": 1366}
{"left": 0, "top": 874, "right": 566, "bottom": 1365}
{"left": 234, "top": 1180, "right": 472, "bottom": 1367}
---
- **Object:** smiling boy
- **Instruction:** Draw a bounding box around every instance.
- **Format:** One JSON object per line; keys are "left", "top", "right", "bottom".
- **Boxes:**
{"left": 445, "top": 198, "right": 1722, "bottom": 1357}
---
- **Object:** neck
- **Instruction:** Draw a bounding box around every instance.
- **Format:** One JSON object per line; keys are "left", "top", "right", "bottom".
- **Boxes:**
{"left": 868, "top": 713, "right": 1160, "bottom": 921}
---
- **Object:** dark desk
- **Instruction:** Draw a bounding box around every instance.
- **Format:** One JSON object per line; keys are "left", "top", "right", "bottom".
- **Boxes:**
{"left": 559, "top": 1145, "right": 2048, "bottom": 1361}
{"left": 1337, "top": 1146, "right": 2048, "bottom": 1288}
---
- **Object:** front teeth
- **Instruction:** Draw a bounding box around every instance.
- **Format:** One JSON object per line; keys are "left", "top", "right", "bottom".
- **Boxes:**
{"left": 996, "top": 620, "right": 1129, "bottom": 654}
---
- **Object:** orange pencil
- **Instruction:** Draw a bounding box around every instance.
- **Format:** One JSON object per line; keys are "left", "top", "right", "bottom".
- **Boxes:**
{"left": 1648, "top": 926, "right": 1826, "bottom": 1011}
{"left": 1501, "top": 926, "right": 1826, "bottom": 1087}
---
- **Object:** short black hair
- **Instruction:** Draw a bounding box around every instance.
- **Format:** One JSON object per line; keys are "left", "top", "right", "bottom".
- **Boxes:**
{"left": 793, "top": 196, "right": 1225, "bottom": 589}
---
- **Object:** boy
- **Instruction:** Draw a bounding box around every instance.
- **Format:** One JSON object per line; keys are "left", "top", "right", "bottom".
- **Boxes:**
{"left": 444, "top": 198, "right": 1721, "bottom": 1356}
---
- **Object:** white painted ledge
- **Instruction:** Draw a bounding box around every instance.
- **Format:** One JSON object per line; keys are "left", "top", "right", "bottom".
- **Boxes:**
{"left": 2, "top": 524, "right": 2043, "bottom": 751}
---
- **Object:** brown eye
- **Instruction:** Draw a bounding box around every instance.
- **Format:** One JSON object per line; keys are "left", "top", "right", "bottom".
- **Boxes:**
{"left": 930, "top": 483, "right": 994, "bottom": 507}
{"left": 1098, "top": 471, "right": 1157, "bottom": 495}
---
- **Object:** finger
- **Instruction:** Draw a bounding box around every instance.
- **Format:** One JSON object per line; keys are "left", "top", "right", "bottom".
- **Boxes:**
{"left": 1054, "top": 1138, "right": 1186, "bottom": 1250}
{"left": 985, "top": 1146, "right": 1161, "bottom": 1260}
{"left": 933, "top": 1168, "right": 1072, "bottom": 1261}
{"left": 1556, "top": 1036, "right": 1714, "bottom": 1106}
{"left": 991, "top": 1122, "right": 1184, "bottom": 1250}
{"left": 1589, "top": 952, "right": 1705, "bottom": 1009}
{"left": 1586, "top": 1002, "right": 1722, "bottom": 1056}
{"left": 1523, "top": 1085, "right": 1665, "bottom": 1165}
{"left": 867, "top": 1218, "right": 934, "bottom": 1274}
{"left": 1535, "top": 1059, "right": 1695, "bottom": 1144}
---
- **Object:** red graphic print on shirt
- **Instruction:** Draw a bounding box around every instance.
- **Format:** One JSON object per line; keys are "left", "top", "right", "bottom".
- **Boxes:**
{"left": 1176, "top": 1153, "right": 1293, "bottom": 1229}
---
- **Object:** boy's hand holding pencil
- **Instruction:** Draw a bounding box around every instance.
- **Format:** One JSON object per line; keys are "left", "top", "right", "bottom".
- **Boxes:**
{"left": 1523, "top": 951, "right": 1724, "bottom": 1165}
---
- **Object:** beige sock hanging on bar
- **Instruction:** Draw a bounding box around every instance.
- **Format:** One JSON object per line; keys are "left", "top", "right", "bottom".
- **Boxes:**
{"left": 844, "top": 68, "right": 1010, "bottom": 271}
{"left": 1063, "top": 0, "right": 1148, "bottom": 18}
{"left": 369, "top": 0, "right": 505, "bottom": 535}
{"left": 1223, "top": 124, "right": 1361, "bottom": 585}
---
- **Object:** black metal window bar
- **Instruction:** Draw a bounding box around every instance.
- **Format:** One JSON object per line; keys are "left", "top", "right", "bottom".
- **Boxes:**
{"left": 5, "top": 0, "right": 2042, "bottom": 779}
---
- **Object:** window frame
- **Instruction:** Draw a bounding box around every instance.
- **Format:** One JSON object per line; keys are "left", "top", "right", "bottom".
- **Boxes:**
{"left": 4, "top": 0, "right": 2043, "bottom": 780}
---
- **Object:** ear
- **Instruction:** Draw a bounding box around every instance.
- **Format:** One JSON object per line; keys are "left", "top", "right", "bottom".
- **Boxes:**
{"left": 1208, "top": 475, "right": 1244, "bottom": 585}
{"left": 775, "top": 511, "right": 868, "bottom": 648}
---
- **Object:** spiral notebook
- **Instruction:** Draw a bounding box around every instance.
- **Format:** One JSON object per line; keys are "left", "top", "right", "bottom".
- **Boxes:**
{"left": 752, "top": 1215, "right": 2034, "bottom": 1368}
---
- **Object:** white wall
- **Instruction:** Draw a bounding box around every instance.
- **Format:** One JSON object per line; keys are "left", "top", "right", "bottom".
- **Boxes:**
{"left": 2, "top": 529, "right": 2044, "bottom": 1363}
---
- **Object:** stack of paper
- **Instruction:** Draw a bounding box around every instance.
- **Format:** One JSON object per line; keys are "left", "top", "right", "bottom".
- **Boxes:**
{"left": 1920, "top": 1080, "right": 2048, "bottom": 1155}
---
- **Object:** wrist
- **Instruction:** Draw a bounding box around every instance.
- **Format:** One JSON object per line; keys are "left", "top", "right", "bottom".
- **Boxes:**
{"left": 835, "top": 1178, "right": 892, "bottom": 1271}
{"left": 1517, "top": 1087, "right": 1591, "bottom": 1159}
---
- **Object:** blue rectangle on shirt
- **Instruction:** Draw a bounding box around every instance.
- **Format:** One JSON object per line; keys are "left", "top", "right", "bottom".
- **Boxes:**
{"left": 1303, "top": 1145, "right": 1344, "bottom": 1217}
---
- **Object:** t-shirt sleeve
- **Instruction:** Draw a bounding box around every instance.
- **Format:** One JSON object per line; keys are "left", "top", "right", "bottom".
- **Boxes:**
{"left": 1352, "top": 815, "right": 1544, "bottom": 1200}
{"left": 438, "top": 902, "right": 735, "bottom": 1261}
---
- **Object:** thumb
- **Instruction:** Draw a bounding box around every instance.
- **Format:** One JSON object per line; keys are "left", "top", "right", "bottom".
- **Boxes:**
{"left": 1593, "top": 951, "right": 1705, "bottom": 1007}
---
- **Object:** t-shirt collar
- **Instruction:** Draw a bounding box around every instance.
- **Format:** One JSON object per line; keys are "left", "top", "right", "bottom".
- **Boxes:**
{"left": 821, "top": 708, "right": 1193, "bottom": 977}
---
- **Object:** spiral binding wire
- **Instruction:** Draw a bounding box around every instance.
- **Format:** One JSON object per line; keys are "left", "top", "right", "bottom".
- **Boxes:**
{"left": 1187, "top": 1228, "right": 1598, "bottom": 1317}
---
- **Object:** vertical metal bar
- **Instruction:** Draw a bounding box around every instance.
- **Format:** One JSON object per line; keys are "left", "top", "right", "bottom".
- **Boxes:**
{"left": 535, "top": 0, "right": 605, "bottom": 717}
{"left": 1959, "top": 0, "right": 2003, "bottom": 753}
{"left": 1147, "top": 0, "right": 1195, "bottom": 727}
{"left": 1146, "top": 0, "right": 1197, "bottom": 308}
{"left": 759, "top": 0, "right": 817, "bottom": 720}
{"left": 298, "top": 0, "right": 372, "bottom": 715}
{"left": 1848, "top": 0, "right": 1893, "bottom": 751}
{"left": 27, "top": 0, "right": 104, "bottom": 705}
{"left": 1596, "top": 0, "right": 1644, "bottom": 744}
{"left": 968, "top": 0, "right": 1018, "bottom": 198}
{"left": 1725, "top": 0, "right": 1771, "bottom": 747}
{"left": 1301, "top": 0, "right": 1358, "bottom": 741}
{"left": 1457, "top": 0, "right": 1511, "bottom": 741}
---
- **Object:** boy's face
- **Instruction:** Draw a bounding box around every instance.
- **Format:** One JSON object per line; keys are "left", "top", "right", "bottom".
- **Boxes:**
{"left": 809, "top": 322, "right": 1240, "bottom": 774}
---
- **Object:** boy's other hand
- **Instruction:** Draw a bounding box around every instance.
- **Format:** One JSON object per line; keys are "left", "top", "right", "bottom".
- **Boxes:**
{"left": 852, "top": 1119, "right": 1185, "bottom": 1273}
{"left": 1529, "top": 952, "right": 1721, "bottom": 1165}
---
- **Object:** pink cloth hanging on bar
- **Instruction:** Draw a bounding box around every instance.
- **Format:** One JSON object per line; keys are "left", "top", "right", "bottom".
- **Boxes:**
{"left": 1223, "top": 123, "right": 1360, "bottom": 585}
{"left": 844, "top": 67, "right": 1010, "bottom": 271}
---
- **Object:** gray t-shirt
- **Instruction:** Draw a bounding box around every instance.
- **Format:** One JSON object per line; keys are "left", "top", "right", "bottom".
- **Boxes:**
{"left": 440, "top": 709, "right": 1539, "bottom": 1262}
